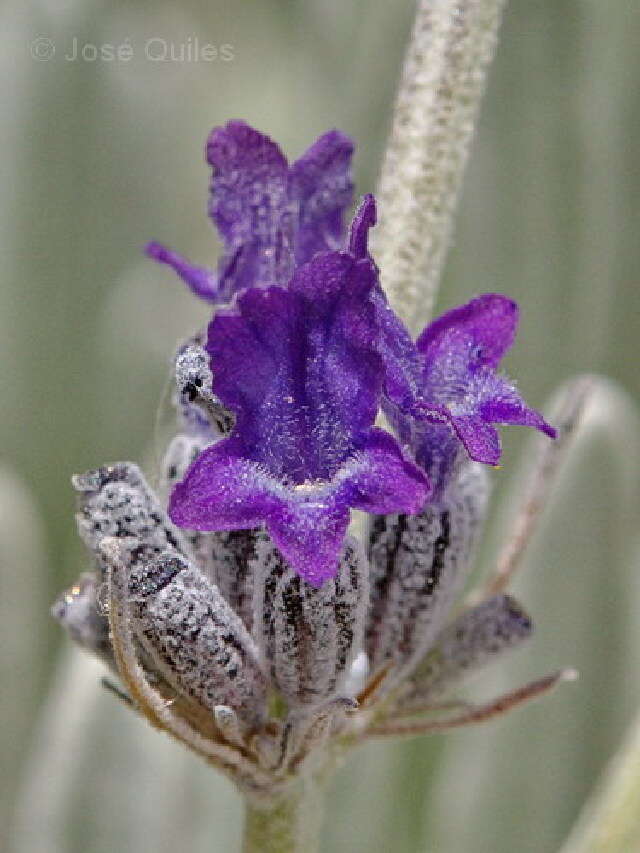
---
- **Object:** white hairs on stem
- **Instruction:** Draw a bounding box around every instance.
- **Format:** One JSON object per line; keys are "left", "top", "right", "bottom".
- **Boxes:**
{"left": 371, "top": 0, "right": 507, "bottom": 332}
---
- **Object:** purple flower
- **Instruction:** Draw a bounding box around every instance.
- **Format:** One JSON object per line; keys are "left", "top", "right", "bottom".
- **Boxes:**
{"left": 146, "top": 121, "right": 354, "bottom": 304}
{"left": 348, "top": 194, "right": 425, "bottom": 414}
{"left": 348, "top": 194, "right": 555, "bottom": 491}
{"left": 169, "top": 247, "right": 430, "bottom": 587}
{"left": 384, "top": 291, "right": 556, "bottom": 492}
{"left": 413, "top": 295, "right": 555, "bottom": 458}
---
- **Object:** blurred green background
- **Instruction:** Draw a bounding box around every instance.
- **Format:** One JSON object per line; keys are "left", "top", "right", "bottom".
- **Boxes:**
{"left": 2, "top": 1, "right": 639, "bottom": 851}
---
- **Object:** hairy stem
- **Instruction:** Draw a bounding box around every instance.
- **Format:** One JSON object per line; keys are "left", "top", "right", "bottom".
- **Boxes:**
{"left": 371, "top": 0, "right": 507, "bottom": 332}
{"left": 242, "top": 776, "right": 324, "bottom": 853}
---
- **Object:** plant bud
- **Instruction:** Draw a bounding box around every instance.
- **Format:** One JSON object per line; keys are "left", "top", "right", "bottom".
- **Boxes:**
{"left": 128, "top": 550, "right": 267, "bottom": 727}
{"left": 406, "top": 594, "right": 533, "bottom": 705}
{"left": 253, "top": 534, "right": 368, "bottom": 710}
{"left": 365, "top": 462, "right": 490, "bottom": 684}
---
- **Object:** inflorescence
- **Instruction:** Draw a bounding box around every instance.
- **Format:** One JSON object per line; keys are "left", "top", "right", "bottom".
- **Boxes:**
{"left": 53, "top": 121, "right": 563, "bottom": 799}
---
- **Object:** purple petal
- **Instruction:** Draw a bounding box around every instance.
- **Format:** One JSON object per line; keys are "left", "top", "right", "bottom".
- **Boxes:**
{"left": 426, "top": 371, "right": 555, "bottom": 465}
{"left": 345, "top": 195, "right": 427, "bottom": 412}
{"left": 450, "top": 416, "right": 502, "bottom": 466}
{"left": 480, "top": 395, "right": 557, "bottom": 438}
{"left": 205, "top": 120, "right": 288, "bottom": 245}
{"left": 374, "top": 288, "right": 425, "bottom": 412}
{"left": 465, "top": 370, "right": 556, "bottom": 438}
{"left": 267, "top": 498, "right": 351, "bottom": 587}
{"left": 206, "top": 253, "right": 381, "bottom": 482}
{"left": 206, "top": 120, "right": 291, "bottom": 291}
{"left": 417, "top": 294, "right": 519, "bottom": 372}
{"left": 339, "top": 428, "right": 431, "bottom": 514}
{"left": 167, "top": 440, "right": 348, "bottom": 586}
{"left": 145, "top": 242, "right": 220, "bottom": 302}
{"left": 290, "top": 130, "right": 354, "bottom": 263}
{"left": 169, "top": 440, "right": 278, "bottom": 531}
{"left": 348, "top": 193, "right": 377, "bottom": 259}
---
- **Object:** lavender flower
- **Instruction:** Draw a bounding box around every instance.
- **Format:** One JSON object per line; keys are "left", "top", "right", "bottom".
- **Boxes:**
{"left": 168, "top": 243, "right": 430, "bottom": 587}
{"left": 393, "top": 294, "right": 555, "bottom": 484}
{"left": 53, "top": 110, "right": 575, "bottom": 853}
{"left": 349, "top": 193, "right": 556, "bottom": 494}
{"left": 41, "top": 0, "right": 607, "bottom": 842}
{"left": 146, "top": 120, "right": 354, "bottom": 303}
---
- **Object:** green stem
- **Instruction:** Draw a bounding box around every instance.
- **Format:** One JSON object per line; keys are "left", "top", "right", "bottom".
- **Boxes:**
{"left": 242, "top": 776, "right": 324, "bottom": 853}
{"left": 371, "top": 0, "right": 507, "bottom": 333}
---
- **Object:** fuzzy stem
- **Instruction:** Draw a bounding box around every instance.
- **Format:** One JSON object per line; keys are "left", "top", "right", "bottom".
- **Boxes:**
{"left": 371, "top": 0, "right": 507, "bottom": 332}
{"left": 242, "top": 776, "right": 324, "bottom": 853}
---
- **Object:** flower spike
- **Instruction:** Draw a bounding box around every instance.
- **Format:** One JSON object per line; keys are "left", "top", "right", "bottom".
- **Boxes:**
{"left": 56, "top": 102, "right": 576, "bottom": 842}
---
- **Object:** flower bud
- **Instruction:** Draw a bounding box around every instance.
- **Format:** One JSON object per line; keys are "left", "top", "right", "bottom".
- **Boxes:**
{"left": 127, "top": 550, "right": 267, "bottom": 727}
{"left": 365, "top": 462, "right": 490, "bottom": 685}
{"left": 50, "top": 572, "right": 113, "bottom": 668}
{"left": 174, "top": 340, "right": 233, "bottom": 436}
{"left": 406, "top": 594, "right": 533, "bottom": 705}
{"left": 73, "top": 463, "right": 189, "bottom": 576}
{"left": 253, "top": 534, "right": 368, "bottom": 709}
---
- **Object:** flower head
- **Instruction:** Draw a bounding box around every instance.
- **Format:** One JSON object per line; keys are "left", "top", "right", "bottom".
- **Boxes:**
{"left": 155, "top": 124, "right": 556, "bottom": 580}
{"left": 146, "top": 121, "right": 354, "bottom": 303}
